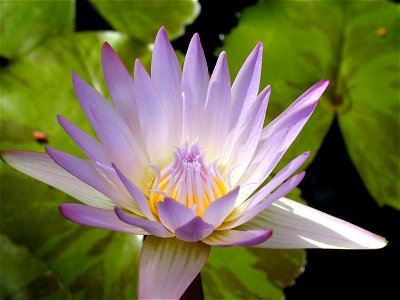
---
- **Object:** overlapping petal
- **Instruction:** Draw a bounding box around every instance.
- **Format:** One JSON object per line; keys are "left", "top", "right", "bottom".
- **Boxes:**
{"left": 60, "top": 203, "right": 147, "bottom": 234}
{"left": 1, "top": 150, "right": 114, "bottom": 209}
{"left": 114, "top": 207, "right": 173, "bottom": 238}
{"left": 101, "top": 42, "right": 143, "bottom": 143}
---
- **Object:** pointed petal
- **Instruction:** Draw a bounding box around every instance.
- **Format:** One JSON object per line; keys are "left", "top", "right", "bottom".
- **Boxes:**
{"left": 139, "top": 236, "right": 210, "bottom": 300}
{"left": 72, "top": 73, "right": 147, "bottom": 173}
{"left": 246, "top": 151, "right": 310, "bottom": 211}
{"left": 200, "top": 52, "right": 231, "bottom": 156}
{"left": 45, "top": 146, "right": 141, "bottom": 214}
{"left": 223, "top": 172, "right": 305, "bottom": 229}
{"left": 101, "top": 43, "right": 143, "bottom": 141}
{"left": 114, "top": 207, "right": 172, "bottom": 238}
{"left": 182, "top": 33, "right": 209, "bottom": 143}
{"left": 134, "top": 59, "right": 170, "bottom": 162}
{"left": 241, "top": 197, "right": 388, "bottom": 249}
{"left": 261, "top": 80, "right": 329, "bottom": 144}
{"left": 203, "top": 187, "right": 239, "bottom": 228}
{"left": 203, "top": 229, "right": 272, "bottom": 247}
{"left": 1, "top": 150, "right": 114, "bottom": 209}
{"left": 157, "top": 198, "right": 195, "bottom": 232}
{"left": 223, "top": 85, "right": 270, "bottom": 180}
{"left": 57, "top": 115, "right": 111, "bottom": 165}
{"left": 237, "top": 123, "right": 291, "bottom": 202}
{"left": 59, "top": 203, "right": 147, "bottom": 234}
{"left": 239, "top": 80, "right": 329, "bottom": 199}
{"left": 112, "top": 163, "right": 154, "bottom": 220}
{"left": 151, "top": 27, "right": 182, "bottom": 145}
{"left": 175, "top": 217, "right": 214, "bottom": 242}
{"left": 89, "top": 104, "right": 145, "bottom": 186}
{"left": 230, "top": 42, "right": 263, "bottom": 128}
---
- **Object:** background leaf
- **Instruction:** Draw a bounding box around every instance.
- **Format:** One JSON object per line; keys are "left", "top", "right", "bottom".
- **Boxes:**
{"left": 222, "top": 0, "right": 399, "bottom": 209}
{"left": 202, "top": 247, "right": 306, "bottom": 300}
{"left": 91, "top": 0, "right": 200, "bottom": 42}
{"left": 0, "top": 234, "right": 70, "bottom": 300}
{"left": 0, "top": 0, "right": 75, "bottom": 59}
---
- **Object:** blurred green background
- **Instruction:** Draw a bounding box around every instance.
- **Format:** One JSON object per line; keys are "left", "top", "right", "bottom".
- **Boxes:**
{"left": 1, "top": 0, "right": 399, "bottom": 299}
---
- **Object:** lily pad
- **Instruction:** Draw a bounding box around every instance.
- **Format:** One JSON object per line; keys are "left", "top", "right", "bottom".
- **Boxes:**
{"left": 202, "top": 246, "right": 306, "bottom": 300}
{"left": 222, "top": 0, "right": 399, "bottom": 209}
{"left": 0, "top": 0, "right": 75, "bottom": 59}
{"left": 91, "top": 0, "right": 200, "bottom": 42}
{"left": 0, "top": 234, "right": 70, "bottom": 299}
{"left": 1, "top": 32, "right": 150, "bottom": 298}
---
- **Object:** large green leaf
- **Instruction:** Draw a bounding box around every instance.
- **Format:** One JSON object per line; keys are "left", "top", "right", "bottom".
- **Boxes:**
{"left": 222, "top": 0, "right": 399, "bottom": 209}
{"left": 0, "top": 0, "right": 75, "bottom": 59}
{"left": 1, "top": 31, "right": 151, "bottom": 298}
{"left": 91, "top": 0, "right": 200, "bottom": 42}
{"left": 0, "top": 234, "right": 70, "bottom": 299}
{"left": 202, "top": 247, "right": 306, "bottom": 300}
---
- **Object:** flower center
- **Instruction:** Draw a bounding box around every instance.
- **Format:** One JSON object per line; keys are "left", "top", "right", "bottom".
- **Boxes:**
{"left": 149, "top": 142, "right": 229, "bottom": 216}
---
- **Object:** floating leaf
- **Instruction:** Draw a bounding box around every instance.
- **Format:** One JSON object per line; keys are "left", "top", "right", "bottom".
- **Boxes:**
{"left": 0, "top": 234, "right": 70, "bottom": 299}
{"left": 202, "top": 247, "right": 306, "bottom": 300}
{"left": 222, "top": 0, "right": 399, "bottom": 209}
{"left": 0, "top": 0, "right": 75, "bottom": 59}
{"left": 91, "top": 0, "right": 200, "bottom": 42}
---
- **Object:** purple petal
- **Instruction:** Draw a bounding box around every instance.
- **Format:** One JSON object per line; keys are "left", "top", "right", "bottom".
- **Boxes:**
{"left": 134, "top": 59, "right": 171, "bottom": 163}
{"left": 223, "top": 172, "right": 305, "bottom": 229}
{"left": 72, "top": 73, "right": 147, "bottom": 173}
{"left": 237, "top": 123, "right": 292, "bottom": 202}
{"left": 57, "top": 115, "right": 111, "bottom": 166}
{"left": 1, "top": 150, "right": 113, "bottom": 209}
{"left": 240, "top": 198, "right": 388, "bottom": 249}
{"left": 175, "top": 217, "right": 214, "bottom": 242}
{"left": 114, "top": 207, "right": 173, "bottom": 238}
{"left": 203, "top": 187, "right": 239, "bottom": 228}
{"left": 223, "top": 85, "right": 271, "bottom": 181}
{"left": 139, "top": 236, "right": 210, "bottom": 299}
{"left": 88, "top": 104, "right": 145, "bottom": 185}
{"left": 182, "top": 33, "right": 209, "bottom": 142}
{"left": 60, "top": 203, "right": 147, "bottom": 234}
{"left": 151, "top": 27, "right": 182, "bottom": 145}
{"left": 230, "top": 42, "right": 263, "bottom": 129}
{"left": 200, "top": 52, "right": 231, "bottom": 155}
{"left": 45, "top": 146, "right": 142, "bottom": 214}
{"left": 240, "top": 80, "right": 329, "bottom": 196}
{"left": 101, "top": 43, "right": 143, "bottom": 141}
{"left": 112, "top": 163, "right": 154, "bottom": 221}
{"left": 246, "top": 151, "right": 310, "bottom": 211}
{"left": 157, "top": 198, "right": 195, "bottom": 232}
{"left": 203, "top": 229, "right": 272, "bottom": 247}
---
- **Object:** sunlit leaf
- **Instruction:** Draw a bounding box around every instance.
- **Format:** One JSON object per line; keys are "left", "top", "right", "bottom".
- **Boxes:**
{"left": 222, "top": 0, "right": 399, "bottom": 209}
{"left": 1, "top": 31, "right": 150, "bottom": 299}
{"left": 91, "top": 0, "right": 200, "bottom": 42}
{"left": 0, "top": 0, "right": 75, "bottom": 59}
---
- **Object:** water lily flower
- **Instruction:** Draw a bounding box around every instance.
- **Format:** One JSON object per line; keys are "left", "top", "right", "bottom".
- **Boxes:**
{"left": 1, "top": 27, "right": 387, "bottom": 299}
